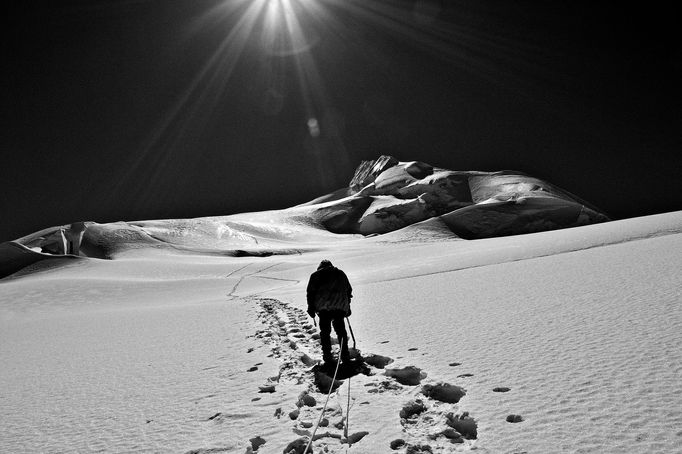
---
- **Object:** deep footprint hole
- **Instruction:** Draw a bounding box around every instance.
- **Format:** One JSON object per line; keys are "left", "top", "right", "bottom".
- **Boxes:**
{"left": 363, "top": 353, "right": 394, "bottom": 369}
{"left": 421, "top": 382, "right": 466, "bottom": 403}
{"left": 400, "top": 399, "right": 427, "bottom": 419}
{"left": 384, "top": 366, "right": 426, "bottom": 385}
{"left": 445, "top": 412, "right": 478, "bottom": 439}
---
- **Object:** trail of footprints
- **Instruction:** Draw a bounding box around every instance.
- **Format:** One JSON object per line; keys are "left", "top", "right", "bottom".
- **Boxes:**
{"left": 194, "top": 298, "right": 519, "bottom": 453}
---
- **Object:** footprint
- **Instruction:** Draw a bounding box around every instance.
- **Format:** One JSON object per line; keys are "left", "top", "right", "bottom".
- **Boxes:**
{"left": 493, "top": 387, "right": 511, "bottom": 393}
{"left": 421, "top": 382, "right": 466, "bottom": 403}
{"left": 384, "top": 366, "right": 427, "bottom": 385}
{"left": 432, "top": 428, "right": 464, "bottom": 443}
{"left": 457, "top": 373, "right": 473, "bottom": 378}
{"left": 390, "top": 439, "right": 406, "bottom": 450}
{"left": 363, "top": 353, "right": 394, "bottom": 369}
{"left": 343, "top": 431, "right": 369, "bottom": 445}
{"left": 506, "top": 414, "right": 524, "bottom": 423}
{"left": 313, "top": 431, "right": 342, "bottom": 441}
{"left": 314, "top": 369, "right": 344, "bottom": 393}
{"left": 405, "top": 443, "right": 434, "bottom": 453}
{"left": 249, "top": 436, "right": 266, "bottom": 452}
{"left": 400, "top": 399, "right": 427, "bottom": 420}
{"left": 299, "top": 353, "right": 317, "bottom": 367}
{"left": 365, "top": 379, "right": 403, "bottom": 394}
{"left": 408, "top": 347, "right": 418, "bottom": 351}
{"left": 282, "top": 438, "right": 311, "bottom": 454}
{"left": 445, "top": 412, "right": 478, "bottom": 439}
{"left": 296, "top": 391, "right": 316, "bottom": 408}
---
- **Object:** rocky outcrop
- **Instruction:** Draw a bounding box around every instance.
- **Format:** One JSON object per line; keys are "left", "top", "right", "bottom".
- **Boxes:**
{"left": 349, "top": 155, "right": 399, "bottom": 193}
{"left": 312, "top": 155, "right": 609, "bottom": 238}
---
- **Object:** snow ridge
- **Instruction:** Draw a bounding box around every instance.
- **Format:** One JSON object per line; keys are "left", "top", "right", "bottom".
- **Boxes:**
{"left": 1, "top": 156, "right": 612, "bottom": 278}
{"left": 312, "top": 155, "right": 609, "bottom": 237}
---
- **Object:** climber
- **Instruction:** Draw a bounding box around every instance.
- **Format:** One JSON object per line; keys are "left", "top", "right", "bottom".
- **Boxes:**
{"left": 306, "top": 259, "right": 353, "bottom": 365}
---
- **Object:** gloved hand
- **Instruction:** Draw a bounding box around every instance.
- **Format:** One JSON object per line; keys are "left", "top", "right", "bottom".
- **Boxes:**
{"left": 346, "top": 309, "right": 352, "bottom": 317}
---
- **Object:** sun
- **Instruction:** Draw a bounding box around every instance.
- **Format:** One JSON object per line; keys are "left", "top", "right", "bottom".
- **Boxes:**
{"left": 261, "top": 0, "right": 322, "bottom": 56}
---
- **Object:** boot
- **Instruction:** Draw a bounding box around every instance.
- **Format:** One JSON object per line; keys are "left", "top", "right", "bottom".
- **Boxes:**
{"left": 322, "top": 351, "right": 334, "bottom": 365}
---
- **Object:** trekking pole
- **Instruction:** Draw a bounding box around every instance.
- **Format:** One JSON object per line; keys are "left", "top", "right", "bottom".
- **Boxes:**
{"left": 346, "top": 317, "right": 356, "bottom": 350}
{"left": 304, "top": 353, "right": 342, "bottom": 454}
{"left": 344, "top": 375, "right": 351, "bottom": 440}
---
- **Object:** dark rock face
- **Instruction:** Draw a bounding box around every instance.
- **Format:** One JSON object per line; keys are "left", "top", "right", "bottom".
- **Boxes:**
{"left": 349, "top": 155, "right": 399, "bottom": 193}
{"left": 313, "top": 155, "right": 609, "bottom": 238}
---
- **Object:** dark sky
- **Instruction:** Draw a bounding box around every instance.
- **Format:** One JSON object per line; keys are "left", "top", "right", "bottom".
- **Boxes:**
{"left": 3, "top": 0, "right": 681, "bottom": 242}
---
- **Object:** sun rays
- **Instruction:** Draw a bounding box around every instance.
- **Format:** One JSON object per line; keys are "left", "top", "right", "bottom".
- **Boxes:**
{"left": 113, "top": 0, "right": 491, "bottom": 207}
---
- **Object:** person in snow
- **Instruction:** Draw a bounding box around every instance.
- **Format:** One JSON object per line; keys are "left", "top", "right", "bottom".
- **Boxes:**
{"left": 307, "top": 259, "right": 353, "bottom": 364}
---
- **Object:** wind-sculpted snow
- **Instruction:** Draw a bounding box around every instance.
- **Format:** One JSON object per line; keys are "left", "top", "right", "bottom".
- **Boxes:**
{"left": 312, "top": 155, "right": 609, "bottom": 238}
{"left": 1, "top": 155, "right": 609, "bottom": 277}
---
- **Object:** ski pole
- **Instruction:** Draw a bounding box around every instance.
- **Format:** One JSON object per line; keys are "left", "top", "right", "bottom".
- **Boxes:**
{"left": 346, "top": 317, "right": 356, "bottom": 349}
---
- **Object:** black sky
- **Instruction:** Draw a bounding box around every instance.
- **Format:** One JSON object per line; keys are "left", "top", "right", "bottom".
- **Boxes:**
{"left": 3, "top": 0, "right": 681, "bottom": 242}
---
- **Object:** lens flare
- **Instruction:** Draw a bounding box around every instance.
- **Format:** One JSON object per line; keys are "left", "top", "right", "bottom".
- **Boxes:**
{"left": 117, "top": 0, "right": 539, "bottom": 201}
{"left": 307, "top": 117, "right": 320, "bottom": 137}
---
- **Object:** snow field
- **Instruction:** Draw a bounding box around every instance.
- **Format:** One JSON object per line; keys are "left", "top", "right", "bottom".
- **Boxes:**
{"left": 1, "top": 211, "right": 681, "bottom": 453}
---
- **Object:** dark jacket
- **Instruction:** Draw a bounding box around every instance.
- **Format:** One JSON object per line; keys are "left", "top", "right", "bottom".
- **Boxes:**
{"left": 306, "top": 266, "right": 353, "bottom": 315}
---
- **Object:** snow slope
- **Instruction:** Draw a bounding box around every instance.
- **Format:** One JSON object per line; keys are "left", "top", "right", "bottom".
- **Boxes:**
{"left": 1, "top": 157, "right": 610, "bottom": 279}
{"left": 1, "top": 210, "right": 681, "bottom": 453}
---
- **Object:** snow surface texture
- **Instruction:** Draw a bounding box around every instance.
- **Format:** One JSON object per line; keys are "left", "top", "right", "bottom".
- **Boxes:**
{"left": 1, "top": 159, "right": 681, "bottom": 453}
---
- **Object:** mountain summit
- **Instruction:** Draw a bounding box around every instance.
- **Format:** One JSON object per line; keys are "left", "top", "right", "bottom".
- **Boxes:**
{"left": 1, "top": 156, "right": 608, "bottom": 278}
{"left": 307, "top": 155, "right": 608, "bottom": 238}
